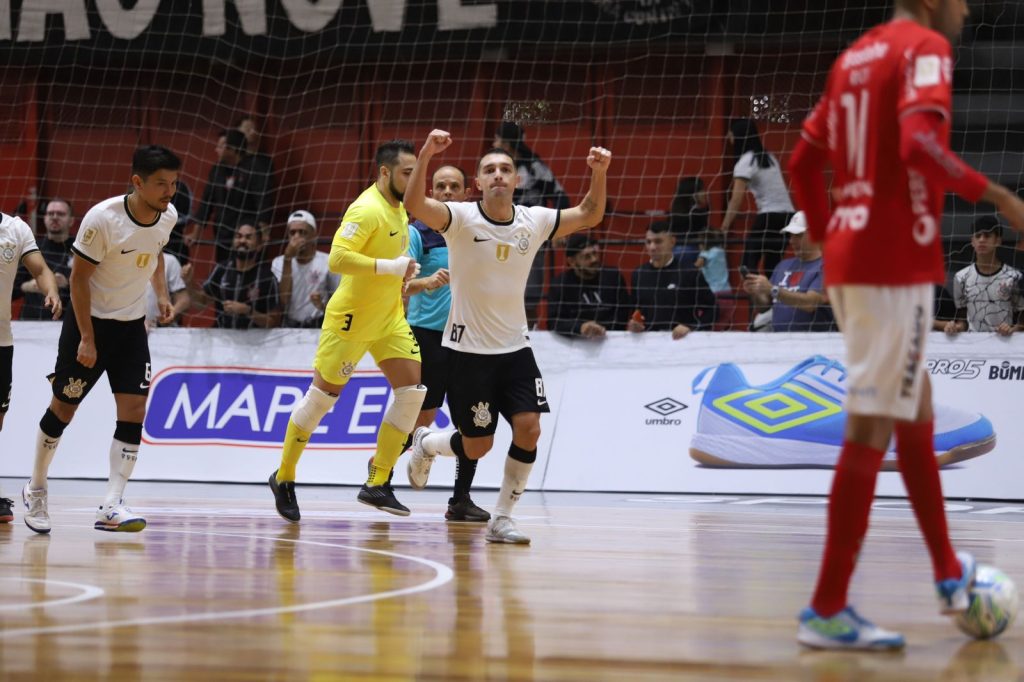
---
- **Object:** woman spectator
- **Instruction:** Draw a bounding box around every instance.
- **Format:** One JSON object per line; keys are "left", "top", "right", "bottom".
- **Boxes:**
{"left": 720, "top": 119, "right": 794, "bottom": 274}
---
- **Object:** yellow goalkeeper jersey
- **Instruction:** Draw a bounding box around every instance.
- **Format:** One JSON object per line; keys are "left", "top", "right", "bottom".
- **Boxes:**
{"left": 324, "top": 184, "right": 409, "bottom": 340}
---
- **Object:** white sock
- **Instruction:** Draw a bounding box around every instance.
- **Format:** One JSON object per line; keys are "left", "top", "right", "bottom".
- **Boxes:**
{"left": 422, "top": 430, "right": 457, "bottom": 457}
{"left": 30, "top": 427, "right": 61, "bottom": 490}
{"left": 494, "top": 456, "right": 533, "bottom": 519}
{"left": 104, "top": 439, "right": 139, "bottom": 507}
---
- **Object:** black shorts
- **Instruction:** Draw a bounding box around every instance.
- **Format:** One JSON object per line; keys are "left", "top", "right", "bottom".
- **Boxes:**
{"left": 447, "top": 347, "right": 550, "bottom": 437}
{"left": 50, "top": 307, "right": 152, "bottom": 405}
{"left": 412, "top": 326, "right": 450, "bottom": 410}
{"left": 0, "top": 345, "right": 12, "bottom": 414}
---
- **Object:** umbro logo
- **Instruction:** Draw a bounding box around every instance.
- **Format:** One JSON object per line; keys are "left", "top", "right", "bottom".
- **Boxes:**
{"left": 473, "top": 236, "right": 491, "bottom": 242}
{"left": 644, "top": 397, "right": 688, "bottom": 416}
{"left": 121, "top": 248, "right": 137, "bottom": 254}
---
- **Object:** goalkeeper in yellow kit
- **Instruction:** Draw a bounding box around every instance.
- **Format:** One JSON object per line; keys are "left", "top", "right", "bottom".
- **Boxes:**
{"left": 268, "top": 140, "right": 425, "bottom": 519}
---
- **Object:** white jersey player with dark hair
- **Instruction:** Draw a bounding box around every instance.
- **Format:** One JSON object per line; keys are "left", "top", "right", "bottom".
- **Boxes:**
{"left": 22, "top": 144, "right": 181, "bottom": 535}
{"left": 403, "top": 129, "right": 611, "bottom": 544}
{"left": 0, "top": 212, "right": 62, "bottom": 524}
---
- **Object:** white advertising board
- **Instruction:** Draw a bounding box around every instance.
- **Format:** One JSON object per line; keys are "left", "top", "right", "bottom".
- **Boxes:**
{"left": 4, "top": 323, "right": 1022, "bottom": 500}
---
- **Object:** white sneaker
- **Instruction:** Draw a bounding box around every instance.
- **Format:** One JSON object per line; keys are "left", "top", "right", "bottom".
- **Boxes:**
{"left": 22, "top": 484, "right": 51, "bottom": 534}
{"left": 407, "top": 426, "right": 435, "bottom": 490}
{"left": 95, "top": 500, "right": 147, "bottom": 532}
{"left": 485, "top": 515, "right": 530, "bottom": 545}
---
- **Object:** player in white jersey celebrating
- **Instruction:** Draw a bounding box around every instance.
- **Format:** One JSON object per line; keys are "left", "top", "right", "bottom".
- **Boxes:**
{"left": 404, "top": 129, "right": 611, "bottom": 544}
{"left": 22, "top": 145, "right": 180, "bottom": 534}
{"left": 0, "top": 213, "right": 62, "bottom": 523}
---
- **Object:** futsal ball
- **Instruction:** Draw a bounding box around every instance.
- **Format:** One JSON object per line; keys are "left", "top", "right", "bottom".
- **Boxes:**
{"left": 954, "top": 565, "right": 1019, "bottom": 639}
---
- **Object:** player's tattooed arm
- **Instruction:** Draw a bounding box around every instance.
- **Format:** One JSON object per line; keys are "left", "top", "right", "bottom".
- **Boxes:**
{"left": 553, "top": 147, "right": 611, "bottom": 240}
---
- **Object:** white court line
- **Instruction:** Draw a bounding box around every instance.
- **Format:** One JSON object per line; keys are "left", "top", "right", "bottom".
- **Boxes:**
{"left": 0, "top": 529, "right": 454, "bottom": 640}
{"left": 0, "top": 578, "right": 105, "bottom": 612}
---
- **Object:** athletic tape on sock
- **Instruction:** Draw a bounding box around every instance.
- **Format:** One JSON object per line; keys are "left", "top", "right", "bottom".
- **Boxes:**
{"left": 508, "top": 443, "right": 537, "bottom": 464}
{"left": 114, "top": 420, "right": 143, "bottom": 445}
{"left": 291, "top": 386, "right": 338, "bottom": 432}
{"left": 383, "top": 384, "right": 427, "bottom": 433}
{"left": 39, "top": 408, "right": 69, "bottom": 439}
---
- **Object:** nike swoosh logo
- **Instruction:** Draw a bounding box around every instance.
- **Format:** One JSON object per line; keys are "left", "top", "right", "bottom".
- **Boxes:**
{"left": 473, "top": 236, "right": 491, "bottom": 242}
{"left": 297, "top": 437, "right": 309, "bottom": 443}
{"left": 139, "top": 382, "right": 150, "bottom": 389}
{"left": 537, "top": 400, "right": 547, "bottom": 406}
{"left": 121, "top": 249, "right": 137, "bottom": 254}
{"left": 389, "top": 231, "right": 399, "bottom": 237}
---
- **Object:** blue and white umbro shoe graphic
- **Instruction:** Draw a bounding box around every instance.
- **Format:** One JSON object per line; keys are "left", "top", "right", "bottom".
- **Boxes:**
{"left": 688, "top": 356, "right": 995, "bottom": 469}
{"left": 797, "top": 605, "right": 905, "bottom": 650}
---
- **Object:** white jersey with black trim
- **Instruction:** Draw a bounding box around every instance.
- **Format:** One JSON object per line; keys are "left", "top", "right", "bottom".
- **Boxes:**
{"left": 71, "top": 195, "right": 177, "bottom": 321}
{"left": 0, "top": 213, "right": 40, "bottom": 346}
{"left": 441, "top": 200, "right": 559, "bottom": 354}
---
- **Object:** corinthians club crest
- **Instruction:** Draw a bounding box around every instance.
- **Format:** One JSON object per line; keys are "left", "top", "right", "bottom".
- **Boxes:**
{"left": 62, "top": 378, "right": 88, "bottom": 400}
{"left": 0, "top": 242, "right": 15, "bottom": 264}
{"left": 513, "top": 230, "right": 531, "bottom": 255}
{"left": 471, "top": 401, "right": 492, "bottom": 428}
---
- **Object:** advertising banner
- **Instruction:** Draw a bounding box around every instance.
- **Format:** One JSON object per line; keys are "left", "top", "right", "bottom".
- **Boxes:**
{"left": 4, "top": 323, "right": 1023, "bottom": 500}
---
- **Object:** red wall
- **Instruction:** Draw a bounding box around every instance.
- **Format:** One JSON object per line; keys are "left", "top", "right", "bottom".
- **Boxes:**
{"left": 1, "top": 51, "right": 831, "bottom": 328}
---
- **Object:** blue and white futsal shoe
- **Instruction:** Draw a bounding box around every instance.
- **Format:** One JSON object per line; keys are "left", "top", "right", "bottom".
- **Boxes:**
{"left": 689, "top": 356, "right": 995, "bottom": 469}
{"left": 936, "top": 551, "right": 976, "bottom": 615}
{"left": 797, "top": 606, "right": 906, "bottom": 650}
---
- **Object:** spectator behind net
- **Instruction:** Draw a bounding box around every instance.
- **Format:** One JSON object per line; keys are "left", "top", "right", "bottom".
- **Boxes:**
{"left": 721, "top": 119, "right": 795, "bottom": 275}
{"left": 548, "top": 233, "right": 630, "bottom": 339}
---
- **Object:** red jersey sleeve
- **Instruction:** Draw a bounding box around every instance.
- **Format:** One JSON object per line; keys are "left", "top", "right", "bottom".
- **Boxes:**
{"left": 896, "top": 32, "right": 953, "bottom": 120}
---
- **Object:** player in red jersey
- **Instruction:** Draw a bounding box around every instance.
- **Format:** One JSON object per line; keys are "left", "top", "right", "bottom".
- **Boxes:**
{"left": 789, "top": 0, "right": 1024, "bottom": 650}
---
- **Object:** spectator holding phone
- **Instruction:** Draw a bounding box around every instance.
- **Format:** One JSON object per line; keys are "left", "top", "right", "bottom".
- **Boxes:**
{"left": 742, "top": 211, "right": 834, "bottom": 331}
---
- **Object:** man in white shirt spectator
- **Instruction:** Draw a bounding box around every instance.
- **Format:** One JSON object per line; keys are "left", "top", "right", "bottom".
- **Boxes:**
{"left": 271, "top": 210, "right": 340, "bottom": 328}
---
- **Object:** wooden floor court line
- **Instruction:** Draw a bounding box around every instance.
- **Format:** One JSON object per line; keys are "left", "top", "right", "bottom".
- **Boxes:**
{"left": 1, "top": 482, "right": 1022, "bottom": 681}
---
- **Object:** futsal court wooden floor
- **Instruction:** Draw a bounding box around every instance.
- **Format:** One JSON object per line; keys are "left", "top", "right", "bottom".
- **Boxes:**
{"left": 0, "top": 479, "right": 1022, "bottom": 681}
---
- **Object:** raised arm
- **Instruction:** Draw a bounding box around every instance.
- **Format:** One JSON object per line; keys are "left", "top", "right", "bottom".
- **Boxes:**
{"left": 552, "top": 147, "right": 612, "bottom": 240}
{"left": 405, "top": 130, "right": 455, "bottom": 232}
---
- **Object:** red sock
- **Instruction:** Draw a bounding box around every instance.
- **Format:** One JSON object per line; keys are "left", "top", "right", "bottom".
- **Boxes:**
{"left": 811, "top": 441, "right": 885, "bottom": 617}
{"left": 895, "top": 420, "right": 960, "bottom": 582}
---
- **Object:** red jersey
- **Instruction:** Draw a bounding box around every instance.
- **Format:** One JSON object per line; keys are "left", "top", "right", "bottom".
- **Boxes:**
{"left": 801, "top": 19, "right": 955, "bottom": 286}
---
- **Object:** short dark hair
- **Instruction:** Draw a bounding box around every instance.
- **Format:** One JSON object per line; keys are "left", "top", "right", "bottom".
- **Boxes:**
{"left": 235, "top": 216, "right": 262, "bottom": 236}
{"left": 375, "top": 139, "right": 415, "bottom": 170}
{"left": 972, "top": 215, "right": 1002, "bottom": 237}
{"left": 648, "top": 220, "right": 673, "bottom": 236}
{"left": 45, "top": 197, "right": 74, "bottom": 217}
{"left": 222, "top": 129, "right": 248, "bottom": 153}
{"left": 478, "top": 147, "right": 515, "bottom": 170}
{"left": 131, "top": 145, "right": 182, "bottom": 179}
{"left": 565, "top": 233, "right": 598, "bottom": 259}
{"left": 434, "top": 165, "right": 468, "bottom": 187}
{"left": 496, "top": 121, "right": 524, "bottom": 146}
